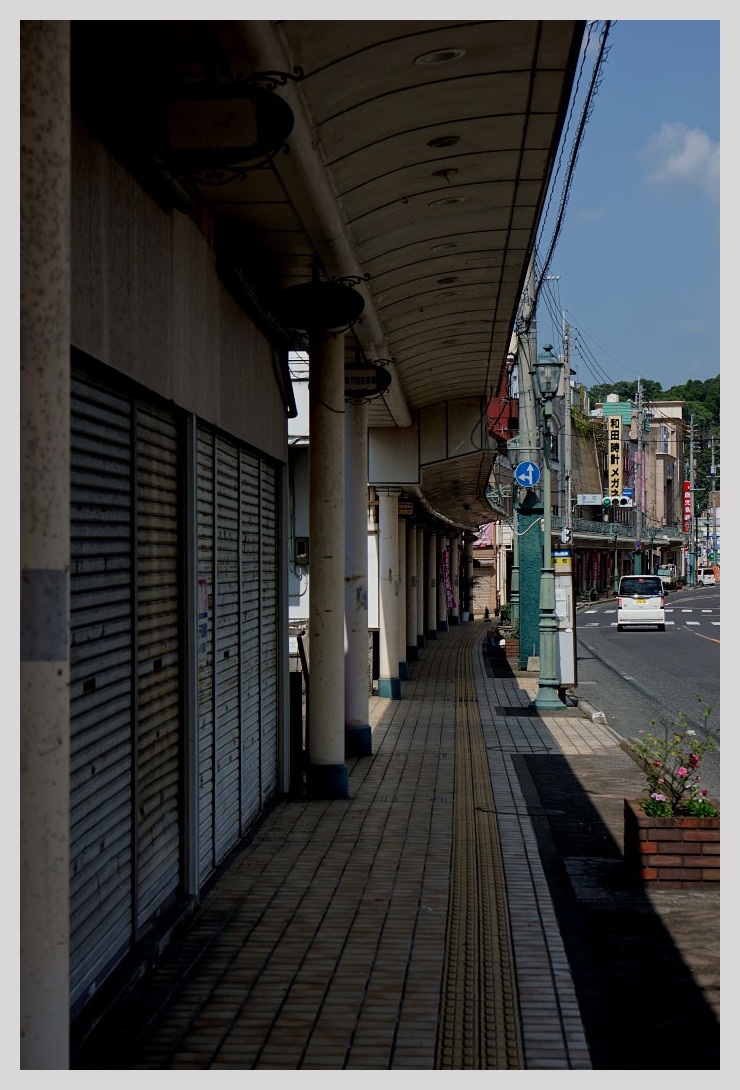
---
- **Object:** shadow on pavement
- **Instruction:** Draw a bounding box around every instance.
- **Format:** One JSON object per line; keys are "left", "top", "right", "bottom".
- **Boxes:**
{"left": 514, "top": 750, "right": 719, "bottom": 1070}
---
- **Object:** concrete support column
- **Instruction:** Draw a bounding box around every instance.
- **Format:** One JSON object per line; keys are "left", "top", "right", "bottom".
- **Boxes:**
{"left": 344, "top": 400, "right": 371, "bottom": 758}
{"left": 462, "top": 536, "right": 475, "bottom": 623}
{"left": 307, "top": 334, "right": 349, "bottom": 798}
{"left": 405, "top": 523, "right": 418, "bottom": 661}
{"left": 398, "top": 518, "right": 408, "bottom": 680}
{"left": 437, "top": 534, "right": 449, "bottom": 632}
{"left": 449, "top": 534, "right": 460, "bottom": 624}
{"left": 20, "top": 20, "right": 71, "bottom": 1071}
{"left": 426, "top": 530, "right": 438, "bottom": 639}
{"left": 378, "top": 489, "right": 402, "bottom": 697}
{"left": 416, "top": 527, "right": 426, "bottom": 647}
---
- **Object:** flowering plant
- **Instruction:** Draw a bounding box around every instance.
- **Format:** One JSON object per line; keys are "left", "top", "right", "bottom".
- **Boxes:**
{"left": 627, "top": 697, "right": 719, "bottom": 818}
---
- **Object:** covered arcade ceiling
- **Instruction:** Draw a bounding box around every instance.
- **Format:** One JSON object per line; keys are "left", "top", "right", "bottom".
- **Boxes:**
{"left": 72, "top": 19, "right": 586, "bottom": 530}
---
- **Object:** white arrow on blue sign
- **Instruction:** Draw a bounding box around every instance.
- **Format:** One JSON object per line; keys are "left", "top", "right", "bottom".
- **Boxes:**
{"left": 514, "top": 460, "right": 541, "bottom": 487}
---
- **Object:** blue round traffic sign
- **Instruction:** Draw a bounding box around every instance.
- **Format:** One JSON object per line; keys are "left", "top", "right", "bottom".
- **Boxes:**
{"left": 514, "top": 460, "right": 541, "bottom": 488}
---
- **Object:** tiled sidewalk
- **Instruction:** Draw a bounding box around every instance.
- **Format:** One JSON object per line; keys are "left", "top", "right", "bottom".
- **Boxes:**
{"left": 76, "top": 621, "right": 633, "bottom": 1070}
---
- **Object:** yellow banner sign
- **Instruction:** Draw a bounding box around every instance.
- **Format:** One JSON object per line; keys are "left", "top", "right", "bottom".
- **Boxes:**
{"left": 608, "top": 415, "right": 622, "bottom": 496}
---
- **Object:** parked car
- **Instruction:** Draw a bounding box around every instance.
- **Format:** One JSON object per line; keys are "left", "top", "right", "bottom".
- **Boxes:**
{"left": 697, "top": 567, "right": 716, "bottom": 586}
{"left": 617, "top": 574, "right": 666, "bottom": 631}
{"left": 656, "top": 564, "right": 677, "bottom": 591}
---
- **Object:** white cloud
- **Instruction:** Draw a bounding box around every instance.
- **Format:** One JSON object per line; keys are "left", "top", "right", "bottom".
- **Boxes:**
{"left": 640, "top": 122, "right": 719, "bottom": 203}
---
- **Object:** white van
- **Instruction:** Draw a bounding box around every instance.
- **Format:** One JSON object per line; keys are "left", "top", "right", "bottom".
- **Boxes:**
{"left": 656, "top": 564, "right": 677, "bottom": 591}
{"left": 698, "top": 567, "right": 716, "bottom": 586}
{"left": 617, "top": 575, "right": 666, "bottom": 631}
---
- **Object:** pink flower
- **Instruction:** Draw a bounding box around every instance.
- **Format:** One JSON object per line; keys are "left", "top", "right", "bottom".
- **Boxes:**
{"left": 701, "top": 790, "right": 708, "bottom": 796}
{"left": 658, "top": 777, "right": 665, "bottom": 784}
{"left": 652, "top": 760, "right": 662, "bottom": 767}
{"left": 650, "top": 793, "right": 667, "bottom": 802}
{"left": 676, "top": 767, "right": 689, "bottom": 778}
{"left": 689, "top": 754, "right": 700, "bottom": 768}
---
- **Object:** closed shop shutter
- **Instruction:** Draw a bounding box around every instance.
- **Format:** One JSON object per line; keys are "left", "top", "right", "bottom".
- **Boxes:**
{"left": 196, "top": 427, "right": 281, "bottom": 881}
{"left": 70, "top": 373, "right": 182, "bottom": 1013}
{"left": 135, "top": 404, "right": 181, "bottom": 931}
{"left": 214, "top": 437, "right": 241, "bottom": 861}
{"left": 70, "top": 379, "right": 134, "bottom": 1010}
{"left": 196, "top": 430, "right": 215, "bottom": 880}
{"left": 239, "top": 451, "right": 261, "bottom": 829}
{"left": 260, "top": 462, "right": 279, "bottom": 803}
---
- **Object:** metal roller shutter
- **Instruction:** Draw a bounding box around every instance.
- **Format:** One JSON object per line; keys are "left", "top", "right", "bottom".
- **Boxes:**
{"left": 214, "top": 437, "right": 241, "bottom": 861}
{"left": 70, "top": 379, "right": 134, "bottom": 1010}
{"left": 196, "top": 426, "right": 281, "bottom": 882}
{"left": 260, "top": 462, "right": 279, "bottom": 803}
{"left": 239, "top": 450, "right": 261, "bottom": 829}
{"left": 70, "top": 374, "right": 183, "bottom": 1013}
{"left": 135, "top": 404, "right": 181, "bottom": 930}
{"left": 196, "top": 431, "right": 215, "bottom": 883}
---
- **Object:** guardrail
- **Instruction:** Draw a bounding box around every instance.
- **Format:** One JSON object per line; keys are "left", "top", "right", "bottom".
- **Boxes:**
{"left": 551, "top": 514, "right": 686, "bottom": 542}
{"left": 553, "top": 514, "right": 684, "bottom": 540}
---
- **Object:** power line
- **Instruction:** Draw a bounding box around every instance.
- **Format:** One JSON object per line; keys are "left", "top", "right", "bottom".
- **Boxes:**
{"left": 524, "top": 20, "right": 614, "bottom": 333}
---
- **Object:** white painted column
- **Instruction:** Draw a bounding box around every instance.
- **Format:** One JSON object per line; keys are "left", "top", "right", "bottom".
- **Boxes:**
{"left": 344, "top": 400, "right": 371, "bottom": 757}
{"left": 20, "top": 20, "right": 71, "bottom": 1071}
{"left": 307, "top": 333, "right": 349, "bottom": 797}
{"left": 465, "top": 533, "right": 475, "bottom": 620}
{"left": 416, "top": 526, "right": 426, "bottom": 648}
{"left": 450, "top": 533, "right": 460, "bottom": 624}
{"left": 426, "top": 530, "right": 438, "bottom": 640}
{"left": 398, "top": 515, "right": 407, "bottom": 679}
{"left": 405, "top": 522, "right": 418, "bottom": 661}
{"left": 378, "top": 489, "right": 402, "bottom": 697}
{"left": 437, "top": 533, "right": 449, "bottom": 632}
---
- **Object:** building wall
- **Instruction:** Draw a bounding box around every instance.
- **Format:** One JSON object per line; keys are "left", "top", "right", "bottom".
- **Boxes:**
{"left": 70, "top": 117, "right": 288, "bottom": 466}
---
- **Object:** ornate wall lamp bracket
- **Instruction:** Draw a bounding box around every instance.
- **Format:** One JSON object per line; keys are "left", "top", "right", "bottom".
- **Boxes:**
{"left": 166, "top": 67, "right": 305, "bottom": 183}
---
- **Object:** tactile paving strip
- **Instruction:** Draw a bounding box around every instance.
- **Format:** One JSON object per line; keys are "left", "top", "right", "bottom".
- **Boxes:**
{"left": 435, "top": 626, "right": 524, "bottom": 1069}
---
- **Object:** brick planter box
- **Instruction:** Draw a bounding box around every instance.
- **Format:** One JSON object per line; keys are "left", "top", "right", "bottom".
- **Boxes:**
{"left": 623, "top": 798, "right": 720, "bottom": 888}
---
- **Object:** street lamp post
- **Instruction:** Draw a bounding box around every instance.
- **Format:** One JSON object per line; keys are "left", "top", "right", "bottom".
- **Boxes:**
{"left": 531, "top": 344, "right": 564, "bottom": 710}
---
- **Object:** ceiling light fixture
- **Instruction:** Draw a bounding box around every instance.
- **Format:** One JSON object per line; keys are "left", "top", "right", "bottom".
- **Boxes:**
{"left": 432, "top": 168, "right": 459, "bottom": 182}
{"left": 414, "top": 48, "right": 466, "bottom": 65}
{"left": 431, "top": 242, "right": 463, "bottom": 252}
{"left": 429, "top": 196, "right": 465, "bottom": 208}
{"left": 427, "top": 135, "right": 460, "bottom": 149}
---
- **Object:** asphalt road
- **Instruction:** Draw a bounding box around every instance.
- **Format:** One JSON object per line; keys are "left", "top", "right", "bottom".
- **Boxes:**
{"left": 570, "top": 584, "right": 720, "bottom": 801}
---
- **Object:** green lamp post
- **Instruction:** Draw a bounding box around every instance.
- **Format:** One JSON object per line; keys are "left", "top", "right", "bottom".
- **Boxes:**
{"left": 531, "top": 344, "right": 565, "bottom": 710}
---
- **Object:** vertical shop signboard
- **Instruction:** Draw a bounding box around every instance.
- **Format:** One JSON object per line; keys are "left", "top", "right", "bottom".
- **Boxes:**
{"left": 553, "top": 548, "right": 576, "bottom": 687}
{"left": 683, "top": 481, "right": 691, "bottom": 532}
{"left": 608, "top": 415, "right": 622, "bottom": 497}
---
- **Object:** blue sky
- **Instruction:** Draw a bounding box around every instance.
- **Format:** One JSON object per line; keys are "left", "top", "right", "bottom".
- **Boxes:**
{"left": 534, "top": 18, "right": 720, "bottom": 393}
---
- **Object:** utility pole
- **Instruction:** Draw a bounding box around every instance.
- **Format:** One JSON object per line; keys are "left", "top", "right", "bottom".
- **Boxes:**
{"left": 563, "top": 315, "right": 573, "bottom": 536}
{"left": 688, "top": 414, "right": 696, "bottom": 586}
{"left": 710, "top": 434, "right": 718, "bottom": 565}
{"left": 634, "top": 378, "right": 643, "bottom": 574}
{"left": 508, "top": 257, "right": 540, "bottom": 628}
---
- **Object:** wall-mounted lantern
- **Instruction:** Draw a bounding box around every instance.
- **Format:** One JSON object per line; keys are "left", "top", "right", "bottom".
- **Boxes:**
{"left": 166, "top": 68, "right": 304, "bottom": 184}
{"left": 344, "top": 355, "right": 394, "bottom": 403}
{"left": 273, "top": 274, "right": 368, "bottom": 337}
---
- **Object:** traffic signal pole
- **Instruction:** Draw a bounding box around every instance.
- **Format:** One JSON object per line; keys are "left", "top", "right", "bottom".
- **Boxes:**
{"left": 634, "top": 378, "right": 643, "bottom": 574}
